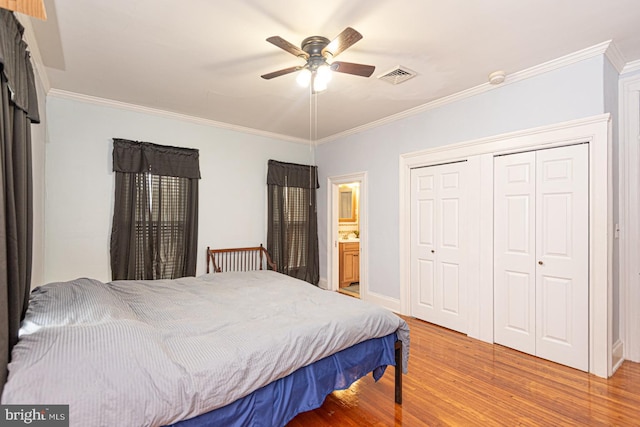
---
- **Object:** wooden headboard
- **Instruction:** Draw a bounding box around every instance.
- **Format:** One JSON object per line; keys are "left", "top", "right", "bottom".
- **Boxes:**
{"left": 206, "top": 244, "right": 277, "bottom": 273}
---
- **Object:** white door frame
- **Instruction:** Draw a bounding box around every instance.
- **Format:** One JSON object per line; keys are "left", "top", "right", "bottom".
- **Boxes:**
{"left": 327, "top": 172, "right": 368, "bottom": 298}
{"left": 399, "top": 113, "right": 612, "bottom": 377}
{"left": 619, "top": 73, "right": 640, "bottom": 364}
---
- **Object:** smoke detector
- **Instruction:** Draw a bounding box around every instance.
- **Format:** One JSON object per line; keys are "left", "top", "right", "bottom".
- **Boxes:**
{"left": 488, "top": 70, "right": 506, "bottom": 85}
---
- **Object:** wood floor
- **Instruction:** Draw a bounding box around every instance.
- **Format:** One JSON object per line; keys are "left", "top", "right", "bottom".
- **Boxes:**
{"left": 288, "top": 316, "right": 640, "bottom": 426}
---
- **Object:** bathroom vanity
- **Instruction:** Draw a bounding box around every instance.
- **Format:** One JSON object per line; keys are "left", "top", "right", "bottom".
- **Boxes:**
{"left": 339, "top": 241, "right": 360, "bottom": 288}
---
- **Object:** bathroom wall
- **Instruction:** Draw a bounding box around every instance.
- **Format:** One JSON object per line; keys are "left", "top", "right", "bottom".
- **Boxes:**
{"left": 338, "top": 183, "right": 360, "bottom": 238}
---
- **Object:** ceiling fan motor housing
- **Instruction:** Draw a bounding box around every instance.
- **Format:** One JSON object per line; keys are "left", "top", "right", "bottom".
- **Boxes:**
{"left": 301, "top": 36, "right": 331, "bottom": 57}
{"left": 301, "top": 36, "right": 331, "bottom": 71}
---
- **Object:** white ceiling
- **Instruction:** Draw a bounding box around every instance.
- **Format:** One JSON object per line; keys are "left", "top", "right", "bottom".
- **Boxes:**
{"left": 27, "top": 0, "right": 640, "bottom": 142}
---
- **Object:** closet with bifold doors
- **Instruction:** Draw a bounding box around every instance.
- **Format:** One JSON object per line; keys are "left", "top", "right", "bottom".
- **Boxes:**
{"left": 493, "top": 143, "right": 589, "bottom": 371}
{"left": 410, "top": 161, "right": 468, "bottom": 335}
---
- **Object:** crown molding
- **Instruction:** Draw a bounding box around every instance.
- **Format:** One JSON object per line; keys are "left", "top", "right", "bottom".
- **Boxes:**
{"left": 43, "top": 40, "right": 632, "bottom": 146}
{"left": 317, "top": 41, "right": 615, "bottom": 145}
{"left": 604, "top": 40, "right": 626, "bottom": 73}
{"left": 622, "top": 59, "right": 640, "bottom": 76}
{"left": 47, "top": 89, "right": 310, "bottom": 145}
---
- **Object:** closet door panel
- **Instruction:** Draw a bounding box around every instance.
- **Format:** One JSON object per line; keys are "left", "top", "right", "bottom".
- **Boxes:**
{"left": 439, "top": 185, "right": 462, "bottom": 320}
{"left": 411, "top": 169, "right": 438, "bottom": 319}
{"left": 494, "top": 152, "right": 536, "bottom": 355}
{"left": 417, "top": 258, "right": 435, "bottom": 308}
{"left": 504, "top": 271, "right": 532, "bottom": 333}
{"left": 435, "top": 164, "right": 466, "bottom": 332}
{"left": 411, "top": 163, "right": 467, "bottom": 333}
{"left": 535, "top": 144, "right": 589, "bottom": 371}
{"left": 441, "top": 261, "right": 460, "bottom": 314}
{"left": 539, "top": 275, "right": 572, "bottom": 342}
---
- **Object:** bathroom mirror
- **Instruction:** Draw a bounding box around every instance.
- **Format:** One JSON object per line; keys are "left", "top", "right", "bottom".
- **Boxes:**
{"left": 339, "top": 186, "right": 357, "bottom": 223}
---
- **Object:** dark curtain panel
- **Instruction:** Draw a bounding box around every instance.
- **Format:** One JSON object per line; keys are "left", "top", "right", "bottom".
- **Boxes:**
{"left": 267, "top": 160, "right": 319, "bottom": 285}
{"left": 110, "top": 139, "right": 200, "bottom": 281}
{"left": 0, "top": 10, "right": 40, "bottom": 394}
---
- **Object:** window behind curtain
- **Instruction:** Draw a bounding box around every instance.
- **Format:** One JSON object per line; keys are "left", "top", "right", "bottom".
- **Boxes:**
{"left": 267, "top": 160, "right": 319, "bottom": 285}
{"left": 131, "top": 173, "right": 191, "bottom": 279}
{"left": 110, "top": 139, "right": 200, "bottom": 281}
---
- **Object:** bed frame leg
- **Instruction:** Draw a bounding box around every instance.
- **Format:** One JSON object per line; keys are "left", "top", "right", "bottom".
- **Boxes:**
{"left": 394, "top": 340, "right": 402, "bottom": 404}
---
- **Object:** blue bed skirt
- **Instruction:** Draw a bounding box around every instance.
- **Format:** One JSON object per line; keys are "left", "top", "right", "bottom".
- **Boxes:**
{"left": 169, "top": 333, "right": 397, "bottom": 427}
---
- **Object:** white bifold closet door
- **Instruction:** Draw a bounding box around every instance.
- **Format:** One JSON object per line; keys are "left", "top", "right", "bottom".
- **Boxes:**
{"left": 410, "top": 162, "right": 467, "bottom": 334}
{"left": 494, "top": 144, "right": 588, "bottom": 371}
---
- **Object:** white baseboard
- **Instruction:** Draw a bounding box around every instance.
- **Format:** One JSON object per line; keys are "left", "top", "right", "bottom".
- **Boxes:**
{"left": 363, "top": 290, "right": 401, "bottom": 314}
{"left": 317, "top": 277, "right": 329, "bottom": 290}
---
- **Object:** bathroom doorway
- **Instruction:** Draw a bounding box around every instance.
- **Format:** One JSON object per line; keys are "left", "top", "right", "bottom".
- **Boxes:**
{"left": 328, "top": 173, "right": 367, "bottom": 300}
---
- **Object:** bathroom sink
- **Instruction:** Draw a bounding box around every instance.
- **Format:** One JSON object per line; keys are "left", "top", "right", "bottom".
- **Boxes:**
{"left": 339, "top": 238, "right": 360, "bottom": 243}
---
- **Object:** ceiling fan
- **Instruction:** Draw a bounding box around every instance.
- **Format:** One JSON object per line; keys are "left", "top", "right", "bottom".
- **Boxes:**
{"left": 261, "top": 27, "right": 375, "bottom": 92}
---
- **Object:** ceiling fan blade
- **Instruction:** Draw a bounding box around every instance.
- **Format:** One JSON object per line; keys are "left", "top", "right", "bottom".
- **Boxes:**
{"left": 330, "top": 61, "right": 375, "bottom": 77}
{"left": 261, "top": 66, "right": 302, "bottom": 80}
{"left": 266, "top": 36, "right": 309, "bottom": 59}
{"left": 322, "top": 27, "right": 363, "bottom": 59}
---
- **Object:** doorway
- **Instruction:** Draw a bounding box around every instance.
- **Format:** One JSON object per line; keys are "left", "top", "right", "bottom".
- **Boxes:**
{"left": 338, "top": 182, "right": 360, "bottom": 297}
{"left": 328, "top": 173, "right": 367, "bottom": 299}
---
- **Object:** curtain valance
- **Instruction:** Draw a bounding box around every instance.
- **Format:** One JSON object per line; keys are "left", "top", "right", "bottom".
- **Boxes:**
{"left": 0, "top": 10, "right": 40, "bottom": 123}
{"left": 112, "top": 138, "right": 201, "bottom": 179}
{"left": 267, "top": 159, "right": 319, "bottom": 189}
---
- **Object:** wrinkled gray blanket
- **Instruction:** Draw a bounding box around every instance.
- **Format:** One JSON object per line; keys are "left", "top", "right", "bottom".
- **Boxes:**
{"left": 2, "top": 271, "right": 409, "bottom": 426}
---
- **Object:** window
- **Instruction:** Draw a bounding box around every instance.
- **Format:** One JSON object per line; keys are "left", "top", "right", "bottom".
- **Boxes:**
{"left": 110, "top": 139, "right": 200, "bottom": 280}
{"left": 267, "top": 160, "right": 319, "bottom": 285}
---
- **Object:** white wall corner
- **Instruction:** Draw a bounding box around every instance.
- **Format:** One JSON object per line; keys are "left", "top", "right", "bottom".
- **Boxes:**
{"left": 604, "top": 40, "right": 626, "bottom": 74}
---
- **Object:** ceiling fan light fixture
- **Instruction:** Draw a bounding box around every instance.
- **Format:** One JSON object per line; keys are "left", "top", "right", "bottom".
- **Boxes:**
{"left": 313, "top": 63, "right": 332, "bottom": 92}
{"left": 312, "top": 74, "right": 329, "bottom": 92}
{"left": 317, "top": 64, "right": 332, "bottom": 82}
{"left": 297, "top": 68, "right": 312, "bottom": 87}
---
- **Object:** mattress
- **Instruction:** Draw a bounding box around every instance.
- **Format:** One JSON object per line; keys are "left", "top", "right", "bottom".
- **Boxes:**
{"left": 2, "top": 271, "right": 410, "bottom": 426}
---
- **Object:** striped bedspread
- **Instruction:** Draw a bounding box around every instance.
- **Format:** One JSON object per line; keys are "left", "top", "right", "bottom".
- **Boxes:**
{"left": 2, "top": 271, "right": 409, "bottom": 426}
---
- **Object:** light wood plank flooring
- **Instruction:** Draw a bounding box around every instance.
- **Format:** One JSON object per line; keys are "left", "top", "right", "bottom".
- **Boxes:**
{"left": 289, "top": 316, "right": 640, "bottom": 426}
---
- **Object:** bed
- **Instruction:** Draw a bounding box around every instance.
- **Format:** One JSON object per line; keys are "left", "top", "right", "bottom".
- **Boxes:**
{"left": 1, "top": 246, "right": 409, "bottom": 426}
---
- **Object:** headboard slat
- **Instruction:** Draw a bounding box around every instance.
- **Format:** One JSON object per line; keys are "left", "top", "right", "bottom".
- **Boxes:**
{"left": 206, "top": 245, "right": 277, "bottom": 273}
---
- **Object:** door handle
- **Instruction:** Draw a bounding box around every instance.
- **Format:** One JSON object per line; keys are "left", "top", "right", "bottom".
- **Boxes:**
{"left": 431, "top": 250, "right": 435, "bottom": 253}
{"left": 538, "top": 261, "right": 544, "bottom": 265}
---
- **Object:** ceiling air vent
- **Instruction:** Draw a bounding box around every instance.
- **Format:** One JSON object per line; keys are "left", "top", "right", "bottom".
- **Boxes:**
{"left": 377, "top": 66, "right": 417, "bottom": 85}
